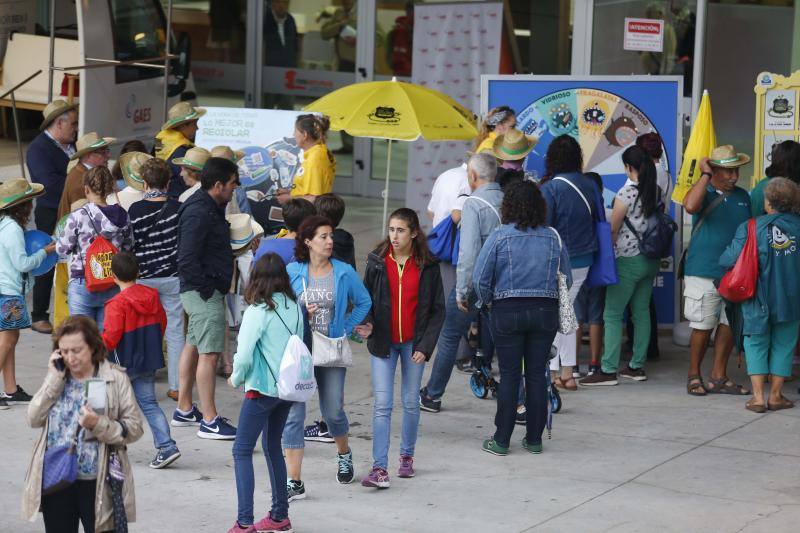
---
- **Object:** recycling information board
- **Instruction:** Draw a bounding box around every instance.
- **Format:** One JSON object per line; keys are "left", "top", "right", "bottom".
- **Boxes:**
{"left": 481, "top": 75, "right": 683, "bottom": 324}
{"left": 753, "top": 71, "right": 800, "bottom": 188}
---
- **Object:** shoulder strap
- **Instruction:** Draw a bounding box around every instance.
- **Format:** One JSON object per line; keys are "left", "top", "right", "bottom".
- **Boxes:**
{"left": 553, "top": 176, "right": 592, "bottom": 216}
{"left": 691, "top": 192, "right": 728, "bottom": 236}
{"left": 464, "top": 195, "right": 501, "bottom": 223}
{"left": 547, "top": 227, "right": 564, "bottom": 270}
{"left": 273, "top": 300, "right": 301, "bottom": 336}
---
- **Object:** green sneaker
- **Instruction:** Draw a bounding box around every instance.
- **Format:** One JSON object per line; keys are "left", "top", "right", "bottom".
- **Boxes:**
{"left": 481, "top": 438, "right": 509, "bottom": 456}
{"left": 521, "top": 438, "right": 543, "bottom": 454}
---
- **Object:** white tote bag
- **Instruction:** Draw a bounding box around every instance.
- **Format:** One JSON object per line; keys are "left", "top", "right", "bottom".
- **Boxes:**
{"left": 549, "top": 227, "right": 579, "bottom": 335}
{"left": 272, "top": 305, "right": 317, "bottom": 402}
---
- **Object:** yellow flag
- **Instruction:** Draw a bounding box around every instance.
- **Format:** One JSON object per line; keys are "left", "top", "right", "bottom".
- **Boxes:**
{"left": 672, "top": 91, "right": 717, "bottom": 204}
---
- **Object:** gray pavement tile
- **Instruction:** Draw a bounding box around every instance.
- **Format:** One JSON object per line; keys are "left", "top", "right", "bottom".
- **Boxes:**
{"left": 708, "top": 412, "right": 800, "bottom": 457}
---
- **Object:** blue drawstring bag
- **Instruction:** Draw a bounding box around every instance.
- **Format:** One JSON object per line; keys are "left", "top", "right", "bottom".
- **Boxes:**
{"left": 586, "top": 188, "right": 618, "bottom": 287}
{"left": 427, "top": 216, "right": 460, "bottom": 265}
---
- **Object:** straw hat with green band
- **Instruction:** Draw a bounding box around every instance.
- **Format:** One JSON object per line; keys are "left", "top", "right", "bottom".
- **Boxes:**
{"left": 211, "top": 145, "right": 245, "bottom": 163}
{"left": 492, "top": 128, "right": 539, "bottom": 161}
{"left": 171, "top": 146, "right": 211, "bottom": 171}
{"left": 40, "top": 99, "right": 78, "bottom": 131}
{"left": 0, "top": 179, "right": 45, "bottom": 211}
{"left": 226, "top": 214, "right": 264, "bottom": 254}
{"left": 162, "top": 101, "right": 207, "bottom": 131}
{"left": 708, "top": 144, "right": 750, "bottom": 169}
{"left": 70, "top": 132, "right": 116, "bottom": 161}
{"left": 119, "top": 151, "right": 153, "bottom": 192}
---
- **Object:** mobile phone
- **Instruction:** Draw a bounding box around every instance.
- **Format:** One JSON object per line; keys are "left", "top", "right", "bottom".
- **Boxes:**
{"left": 53, "top": 356, "right": 65, "bottom": 372}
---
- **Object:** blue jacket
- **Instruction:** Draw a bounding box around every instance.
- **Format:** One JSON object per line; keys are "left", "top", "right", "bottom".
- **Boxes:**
{"left": 26, "top": 132, "right": 72, "bottom": 210}
{"left": 287, "top": 259, "right": 371, "bottom": 338}
{"left": 540, "top": 172, "right": 600, "bottom": 259}
{"left": 231, "top": 294, "right": 305, "bottom": 397}
{"left": 720, "top": 213, "right": 800, "bottom": 335}
{"left": 0, "top": 217, "right": 47, "bottom": 295}
{"left": 473, "top": 224, "right": 572, "bottom": 307}
{"left": 177, "top": 188, "right": 233, "bottom": 299}
{"left": 456, "top": 182, "right": 503, "bottom": 300}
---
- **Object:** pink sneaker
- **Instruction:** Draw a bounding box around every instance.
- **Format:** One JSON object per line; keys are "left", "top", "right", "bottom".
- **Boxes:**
{"left": 253, "top": 513, "right": 292, "bottom": 533}
{"left": 398, "top": 455, "right": 415, "bottom": 478}
{"left": 361, "top": 466, "right": 390, "bottom": 488}
{"left": 228, "top": 523, "right": 256, "bottom": 533}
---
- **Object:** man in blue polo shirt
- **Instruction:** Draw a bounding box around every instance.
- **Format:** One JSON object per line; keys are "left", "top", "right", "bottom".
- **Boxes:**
{"left": 683, "top": 145, "right": 752, "bottom": 397}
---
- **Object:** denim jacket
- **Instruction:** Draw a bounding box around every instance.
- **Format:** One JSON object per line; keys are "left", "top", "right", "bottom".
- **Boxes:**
{"left": 455, "top": 182, "right": 503, "bottom": 300}
{"left": 473, "top": 224, "right": 572, "bottom": 307}
{"left": 540, "top": 172, "right": 599, "bottom": 258}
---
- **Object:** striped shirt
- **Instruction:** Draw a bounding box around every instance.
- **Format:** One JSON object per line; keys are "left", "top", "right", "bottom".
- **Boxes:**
{"left": 128, "top": 199, "right": 181, "bottom": 278}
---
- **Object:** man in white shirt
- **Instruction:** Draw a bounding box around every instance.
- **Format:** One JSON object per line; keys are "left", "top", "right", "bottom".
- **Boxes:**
{"left": 427, "top": 162, "right": 470, "bottom": 289}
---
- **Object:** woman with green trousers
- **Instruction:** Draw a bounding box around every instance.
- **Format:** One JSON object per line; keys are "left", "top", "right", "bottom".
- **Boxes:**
{"left": 720, "top": 177, "right": 800, "bottom": 413}
{"left": 580, "top": 146, "right": 662, "bottom": 386}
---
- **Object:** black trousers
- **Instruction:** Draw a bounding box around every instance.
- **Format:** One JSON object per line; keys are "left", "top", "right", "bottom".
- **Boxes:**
{"left": 41, "top": 480, "right": 96, "bottom": 533}
{"left": 33, "top": 206, "right": 58, "bottom": 323}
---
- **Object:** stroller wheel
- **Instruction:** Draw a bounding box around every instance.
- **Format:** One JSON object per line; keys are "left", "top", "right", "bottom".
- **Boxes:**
{"left": 470, "top": 372, "right": 488, "bottom": 399}
{"left": 551, "top": 386, "right": 562, "bottom": 413}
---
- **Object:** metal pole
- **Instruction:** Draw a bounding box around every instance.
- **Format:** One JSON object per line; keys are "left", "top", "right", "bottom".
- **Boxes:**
{"left": 163, "top": 0, "right": 173, "bottom": 123}
{"left": 47, "top": 0, "right": 55, "bottom": 101}
{"left": 381, "top": 139, "right": 393, "bottom": 236}
{"left": 690, "top": 0, "right": 708, "bottom": 119}
{"left": 10, "top": 92, "right": 25, "bottom": 179}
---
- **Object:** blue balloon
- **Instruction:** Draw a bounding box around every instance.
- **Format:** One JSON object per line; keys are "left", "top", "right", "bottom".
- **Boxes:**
{"left": 24, "top": 230, "right": 57, "bottom": 276}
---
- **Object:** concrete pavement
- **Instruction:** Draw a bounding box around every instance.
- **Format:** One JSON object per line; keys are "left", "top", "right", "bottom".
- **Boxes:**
{"left": 2, "top": 196, "right": 799, "bottom": 532}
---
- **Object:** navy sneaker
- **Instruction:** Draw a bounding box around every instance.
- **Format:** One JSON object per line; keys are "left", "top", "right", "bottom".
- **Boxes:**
{"left": 171, "top": 404, "right": 203, "bottom": 427}
{"left": 2, "top": 385, "right": 32, "bottom": 404}
{"left": 197, "top": 416, "right": 237, "bottom": 440}
{"left": 287, "top": 479, "right": 306, "bottom": 502}
{"left": 304, "top": 420, "right": 334, "bottom": 443}
{"left": 149, "top": 447, "right": 181, "bottom": 469}
{"left": 419, "top": 387, "right": 441, "bottom": 413}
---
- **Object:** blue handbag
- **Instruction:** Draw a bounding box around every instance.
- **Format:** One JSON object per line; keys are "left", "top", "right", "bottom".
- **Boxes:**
{"left": 42, "top": 426, "right": 80, "bottom": 496}
{"left": 586, "top": 188, "right": 619, "bottom": 287}
{"left": 427, "top": 215, "right": 460, "bottom": 265}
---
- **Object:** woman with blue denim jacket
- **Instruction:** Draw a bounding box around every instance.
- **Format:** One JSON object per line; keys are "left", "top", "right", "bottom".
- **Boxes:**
{"left": 227, "top": 253, "right": 303, "bottom": 533}
{"left": 281, "top": 215, "right": 371, "bottom": 498}
{"left": 473, "top": 181, "right": 572, "bottom": 456}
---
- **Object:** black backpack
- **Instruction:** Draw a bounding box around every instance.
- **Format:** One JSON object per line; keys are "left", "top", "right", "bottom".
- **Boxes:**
{"left": 623, "top": 193, "right": 678, "bottom": 260}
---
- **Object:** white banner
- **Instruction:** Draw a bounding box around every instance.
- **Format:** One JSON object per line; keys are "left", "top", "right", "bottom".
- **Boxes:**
{"left": 405, "top": 2, "right": 503, "bottom": 230}
{"left": 195, "top": 107, "right": 305, "bottom": 150}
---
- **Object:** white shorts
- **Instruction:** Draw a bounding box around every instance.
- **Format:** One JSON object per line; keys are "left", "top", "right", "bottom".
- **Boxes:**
{"left": 683, "top": 276, "right": 729, "bottom": 331}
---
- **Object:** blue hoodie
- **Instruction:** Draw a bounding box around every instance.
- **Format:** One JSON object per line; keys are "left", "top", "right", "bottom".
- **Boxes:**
{"left": 286, "top": 258, "right": 371, "bottom": 338}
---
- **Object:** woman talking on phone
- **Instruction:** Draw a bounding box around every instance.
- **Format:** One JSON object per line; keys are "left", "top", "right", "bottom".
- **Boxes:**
{"left": 23, "top": 316, "right": 143, "bottom": 533}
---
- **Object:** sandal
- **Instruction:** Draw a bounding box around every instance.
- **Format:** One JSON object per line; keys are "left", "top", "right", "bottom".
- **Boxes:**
{"left": 217, "top": 363, "right": 233, "bottom": 379}
{"left": 767, "top": 396, "right": 795, "bottom": 411}
{"left": 745, "top": 399, "right": 766, "bottom": 413}
{"left": 705, "top": 377, "right": 750, "bottom": 395}
{"left": 554, "top": 376, "right": 578, "bottom": 391}
{"left": 687, "top": 375, "right": 707, "bottom": 396}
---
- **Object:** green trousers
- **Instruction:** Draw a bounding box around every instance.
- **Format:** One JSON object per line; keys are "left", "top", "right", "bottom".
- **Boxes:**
{"left": 601, "top": 254, "right": 660, "bottom": 373}
{"left": 743, "top": 320, "right": 800, "bottom": 377}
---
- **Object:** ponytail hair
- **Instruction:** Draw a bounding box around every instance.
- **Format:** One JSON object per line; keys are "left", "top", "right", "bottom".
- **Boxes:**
{"left": 474, "top": 106, "right": 514, "bottom": 151}
{"left": 295, "top": 113, "right": 331, "bottom": 143}
{"left": 622, "top": 145, "right": 659, "bottom": 218}
{"left": 84, "top": 166, "right": 115, "bottom": 198}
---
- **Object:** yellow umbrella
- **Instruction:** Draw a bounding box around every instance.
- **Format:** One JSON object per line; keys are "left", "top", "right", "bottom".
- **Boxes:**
{"left": 672, "top": 90, "right": 717, "bottom": 204}
{"left": 305, "top": 77, "right": 477, "bottom": 232}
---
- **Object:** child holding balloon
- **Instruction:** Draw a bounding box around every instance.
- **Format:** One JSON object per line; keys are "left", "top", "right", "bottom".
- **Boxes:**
{"left": 0, "top": 179, "right": 57, "bottom": 408}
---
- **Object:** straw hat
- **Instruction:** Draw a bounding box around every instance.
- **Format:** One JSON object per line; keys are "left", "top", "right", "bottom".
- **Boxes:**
{"left": 119, "top": 152, "right": 153, "bottom": 191}
{"left": 0, "top": 178, "right": 44, "bottom": 210}
{"left": 492, "top": 129, "right": 538, "bottom": 161}
{"left": 162, "top": 101, "right": 206, "bottom": 131}
{"left": 211, "top": 145, "right": 245, "bottom": 163}
{"left": 70, "top": 132, "right": 116, "bottom": 161}
{"left": 226, "top": 214, "right": 264, "bottom": 253}
{"left": 171, "top": 147, "right": 211, "bottom": 172}
{"left": 708, "top": 145, "right": 750, "bottom": 168}
{"left": 40, "top": 99, "right": 78, "bottom": 131}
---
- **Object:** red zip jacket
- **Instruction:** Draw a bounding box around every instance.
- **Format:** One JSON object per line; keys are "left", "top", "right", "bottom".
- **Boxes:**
{"left": 102, "top": 284, "right": 167, "bottom": 374}
{"left": 385, "top": 252, "right": 420, "bottom": 344}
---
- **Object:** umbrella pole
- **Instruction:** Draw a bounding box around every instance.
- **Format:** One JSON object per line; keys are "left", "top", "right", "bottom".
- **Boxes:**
{"left": 381, "top": 139, "right": 393, "bottom": 236}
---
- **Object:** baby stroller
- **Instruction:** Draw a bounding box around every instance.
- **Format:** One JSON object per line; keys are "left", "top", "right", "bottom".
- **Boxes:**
{"left": 468, "top": 319, "right": 498, "bottom": 399}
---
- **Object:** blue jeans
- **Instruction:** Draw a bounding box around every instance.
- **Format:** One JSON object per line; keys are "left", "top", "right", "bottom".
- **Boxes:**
{"left": 139, "top": 277, "right": 185, "bottom": 391}
{"left": 425, "top": 287, "right": 492, "bottom": 400}
{"left": 67, "top": 278, "right": 118, "bottom": 331}
{"left": 282, "top": 366, "right": 349, "bottom": 448}
{"left": 129, "top": 372, "right": 177, "bottom": 451}
{"left": 233, "top": 395, "right": 292, "bottom": 524}
{"left": 371, "top": 342, "right": 426, "bottom": 470}
{"left": 490, "top": 298, "right": 559, "bottom": 448}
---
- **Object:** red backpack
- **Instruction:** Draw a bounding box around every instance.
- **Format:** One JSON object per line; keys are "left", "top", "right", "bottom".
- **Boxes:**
{"left": 81, "top": 209, "right": 118, "bottom": 293}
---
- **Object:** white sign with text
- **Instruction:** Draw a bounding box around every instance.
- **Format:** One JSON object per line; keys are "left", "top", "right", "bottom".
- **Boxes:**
{"left": 623, "top": 18, "right": 664, "bottom": 52}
